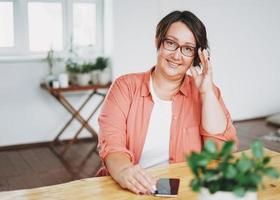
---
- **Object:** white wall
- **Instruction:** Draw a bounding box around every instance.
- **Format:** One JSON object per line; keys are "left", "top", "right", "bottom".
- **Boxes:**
{"left": 0, "top": 60, "right": 104, "bottom": 146}
{"left": 0, "top": 0, "right": 280, "bottom": 146}
{"left": 111, "top": 0, "right": 280, "bottom": 120}
{"left": 157, "top": 0, "right": 280, "bottom": 120}
{"left": 112, "top": 0, "right": 160, "bottom": 77}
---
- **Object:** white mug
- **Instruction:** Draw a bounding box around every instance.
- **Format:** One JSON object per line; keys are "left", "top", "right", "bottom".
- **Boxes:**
{"left": 52, "top": 80, "right": 60, "bottom": 88}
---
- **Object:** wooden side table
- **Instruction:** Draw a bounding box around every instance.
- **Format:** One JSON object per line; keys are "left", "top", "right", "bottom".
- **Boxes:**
{"left": 41, "top": 83, "right": 111, "bottom": 155}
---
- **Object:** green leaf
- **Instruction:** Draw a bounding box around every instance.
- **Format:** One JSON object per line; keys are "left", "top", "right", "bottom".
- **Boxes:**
{"left": 224, "top": 164, "right": 237, "bottom": 179}
{"left": 250, "top": 140, "right": 264, "bottom": 159}
{"left": 187, "top": 154, "right": 199, "bottom": 176}
{"left": 220, "top": 141, "right": 234, "bottom": 159}
{"left": 204, "top": 170, "right": 220, "bottom": 182}
{"left": 263, "top": 156, "right": 271, "bottom": 165}
{"left": 204, "top": 140, "right": 217, "bottom": 154}
{"left": 264, "top": 167, "right": 279, "bottom": 178}
{"left": 236, "top": 173, "right": 247, "bottom": 184}
{"left": 208, "top": 182, "right": 220, "bottom": 194}
{"left": 233, "top": 186, "right": 246, "bottom": 197}
{"left": 247, "top": 174, "right": 261, "bottom": 186}
{"left": 190, "top": 179, "right": 201, "bottom": 192}
{"left": 197, "top": 156, "right": 208, "bottom": 167}
{"left": 237, "top": 155, "right": 252, "bottom": 173}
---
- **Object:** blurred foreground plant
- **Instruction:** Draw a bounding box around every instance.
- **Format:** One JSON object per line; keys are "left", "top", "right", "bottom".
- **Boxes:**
{"left": 187, "top": 140, "right": 279, "bottom": 197}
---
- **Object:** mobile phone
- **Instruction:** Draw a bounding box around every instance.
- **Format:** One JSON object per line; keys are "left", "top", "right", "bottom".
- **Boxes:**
{"left": 154, "top": 178, "right": 180, "bottom": 197}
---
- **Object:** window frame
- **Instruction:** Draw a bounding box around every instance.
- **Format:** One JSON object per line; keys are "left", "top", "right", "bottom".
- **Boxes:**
{"left": 0, "top": 0, "right": 104, "bottom": 59}
{"left": 0, "top": 0, "right": 17, "bottom": 55}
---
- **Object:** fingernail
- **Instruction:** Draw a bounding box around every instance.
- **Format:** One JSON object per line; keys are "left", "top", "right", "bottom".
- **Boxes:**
{"left": 153, "top": 185, "right": 157, "bottom": 191}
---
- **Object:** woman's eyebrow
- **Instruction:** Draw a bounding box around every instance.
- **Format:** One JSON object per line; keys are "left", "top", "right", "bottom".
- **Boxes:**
{"left": 165, "top": 35, "right": 196, "bottom": 46}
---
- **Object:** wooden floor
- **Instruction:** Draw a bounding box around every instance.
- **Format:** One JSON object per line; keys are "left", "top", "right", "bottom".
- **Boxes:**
{"left": 0, "top": 118, "right": 279, "bottom": 192}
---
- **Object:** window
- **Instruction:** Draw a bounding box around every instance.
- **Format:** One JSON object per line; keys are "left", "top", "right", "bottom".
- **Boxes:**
{"left": 28, "top": 2, "right": 63, "bottom": 51}
{"left": 73, "top": 2, "right": 96, "bottom": 46}
{"left": 0, "top": 1, "right": 14, "bottom": 47}
{"left": 0, "top": 0, "right": 103, "bottom": 57}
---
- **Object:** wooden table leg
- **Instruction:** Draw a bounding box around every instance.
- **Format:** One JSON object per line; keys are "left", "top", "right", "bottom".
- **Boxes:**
{"left": 50, "top": 91, "right": 106, "bottom": 155}
{"left": 53, "top": 91, "right": 97, "bottom": 144}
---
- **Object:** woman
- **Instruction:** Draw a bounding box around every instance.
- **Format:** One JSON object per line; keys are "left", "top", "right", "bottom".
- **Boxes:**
{"left": 97, "top": 10, "right": 238, "bottom": 195}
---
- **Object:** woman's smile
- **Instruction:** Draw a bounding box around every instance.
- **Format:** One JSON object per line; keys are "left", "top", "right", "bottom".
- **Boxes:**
{"left": 166, "top": 59, "right": 181, "bottom": 68}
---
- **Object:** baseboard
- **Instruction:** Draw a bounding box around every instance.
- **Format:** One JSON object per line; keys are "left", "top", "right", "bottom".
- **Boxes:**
{"left": 0, "top": 137, "right": 96, "bottom": 151}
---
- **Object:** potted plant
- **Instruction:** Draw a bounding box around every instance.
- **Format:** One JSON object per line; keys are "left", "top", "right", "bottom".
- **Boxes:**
{"left": 93, "top": 56, "right": 111, "bottom": 85}
{"left": 42, "top": 47, "right": 57, "bottom": 85}
{"left": 187, "top": 140, "right": 279, "bottom": 200}
{"left": 66, "top": 62, "right": 80, "bottom": 85}
{"left": 75, "top": 62, "right": 94, "bottom": 86}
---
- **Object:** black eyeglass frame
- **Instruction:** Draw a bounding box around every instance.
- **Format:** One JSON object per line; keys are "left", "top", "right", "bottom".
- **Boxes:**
{"left": 162, "top": 38, "right": 197, "bottom": 57}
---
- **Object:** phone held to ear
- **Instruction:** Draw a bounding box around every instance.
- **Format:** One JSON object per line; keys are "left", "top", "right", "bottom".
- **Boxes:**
{"left": 154, "top": 178, "right": 180, "bottom": 197}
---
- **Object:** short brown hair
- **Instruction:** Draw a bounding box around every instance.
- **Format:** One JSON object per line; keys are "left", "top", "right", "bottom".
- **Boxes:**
{"left": 156, "top": 10, "right": 208, "bottom": 66}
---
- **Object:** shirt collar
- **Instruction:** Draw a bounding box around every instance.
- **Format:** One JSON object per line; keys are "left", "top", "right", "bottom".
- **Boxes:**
{"left": 179, "top": 75, "right": 190, "bottom": 97}
{"left": 140, "top": 66, "right": 190, "bottom": 97}
{"left": 140, "top": 67, "right": 153, "bottom": 97}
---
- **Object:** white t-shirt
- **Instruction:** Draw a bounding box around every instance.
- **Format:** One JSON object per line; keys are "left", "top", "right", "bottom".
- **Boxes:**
{"left": 138, "top": 77, "right": 172, "bottom": 168}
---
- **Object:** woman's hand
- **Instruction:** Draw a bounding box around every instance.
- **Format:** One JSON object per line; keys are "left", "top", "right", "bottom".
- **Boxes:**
{"left": 115, "top": 164, "right": 157, "bottom": 195}
{"left": 190, "top": 48, "right": 214, "bottom": 94}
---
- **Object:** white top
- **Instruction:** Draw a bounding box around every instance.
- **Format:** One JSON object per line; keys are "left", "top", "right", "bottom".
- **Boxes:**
{"left": 138, "top": 77, "right": 172, "bottom": 168}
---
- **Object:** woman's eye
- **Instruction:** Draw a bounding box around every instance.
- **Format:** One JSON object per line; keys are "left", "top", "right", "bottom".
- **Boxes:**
{"left": 183, "top": 47, "right": 194, "bottom": 52}
{"left": 167, "top": 41, "right": 175, "bottom": 46}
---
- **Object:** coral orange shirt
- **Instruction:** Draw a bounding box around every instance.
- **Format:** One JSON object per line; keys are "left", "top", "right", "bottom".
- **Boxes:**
{"left": 97, "top": 68, "right": 238, "bottom": 176}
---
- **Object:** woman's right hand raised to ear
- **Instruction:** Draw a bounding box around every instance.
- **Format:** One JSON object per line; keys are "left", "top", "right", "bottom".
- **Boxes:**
{"left": 115, "top": 164, "right": 157, "bottom": 195}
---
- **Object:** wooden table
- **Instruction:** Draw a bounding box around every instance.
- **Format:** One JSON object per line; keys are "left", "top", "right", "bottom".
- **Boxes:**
{"left": 0, "top": 149, "right": 279, "bottom": 200}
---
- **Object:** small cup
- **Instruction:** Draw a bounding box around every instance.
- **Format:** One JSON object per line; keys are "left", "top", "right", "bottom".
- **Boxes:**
{"left": 52, "top": 80, "right": 60, "bottom": 88}
{"left": 58, "top": 73, "right": 69, "bottom": 88}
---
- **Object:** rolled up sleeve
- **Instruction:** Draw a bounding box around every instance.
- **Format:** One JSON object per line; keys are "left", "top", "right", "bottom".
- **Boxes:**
{"left": 200, "top": 86, "right": 239, "bottom": 150}
{"left": 98, "top": 76, "right": 135, "bottom": 164}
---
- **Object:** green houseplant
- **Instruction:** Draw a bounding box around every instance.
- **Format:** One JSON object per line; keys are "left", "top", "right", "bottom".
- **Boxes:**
{"left": 75, "top": 62, "right": 94, "bottom": 86}
{"left": 91, "top": 56, "right": 111, "bottom": 85}
{"left": 94, "top": 56, "right": 109, "bottom": 71}
{"left": 187, "top": 140, "right": 279, "bottom": 200}
{"left": 65, "top": 62, "right": 94, "bottom": 86}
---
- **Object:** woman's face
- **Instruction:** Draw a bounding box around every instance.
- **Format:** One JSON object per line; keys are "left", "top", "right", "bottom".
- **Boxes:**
{"left": 155, "top": 21, "right": 196, "bottom": 81}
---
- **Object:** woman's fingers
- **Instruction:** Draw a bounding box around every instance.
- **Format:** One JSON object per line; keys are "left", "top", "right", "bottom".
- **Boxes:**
{"left": 203, "top": 49, "right": 213, "bottom": 76}
{"left": 190, "top": 66, "right": 199, "bottom": 79}
{"left": 134, "top": 165, "right": 156, "bottom": 193}
{"left": 135, "top": 166, "right": 157, "bottom": 192}
{"left": 198, "top": 48, "right": 206, "bottom": 69}
{"left": 118, "top": 165, "right": 156, "bottom": 195}
{"left": 198, "top": 48, "right": 209, "bottom": 75}
{"left": 127, "top": 177, "right": 148, "bottom": 194}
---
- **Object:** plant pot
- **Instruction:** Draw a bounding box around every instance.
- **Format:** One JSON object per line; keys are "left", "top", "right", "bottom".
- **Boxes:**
{"left": 91, "top": 70, "right": 101, "bottom": 85}
{"left": 99, "top": 69, "right": 111, "bottom": 85}
{"left": 198, "top": 188, "right": 257, "bottom": 200}
{"left": 76, "top": 73, "right": 91, "bottom": 86}
{"left": 68, "top": 72, "right": 77, "bottom": 85}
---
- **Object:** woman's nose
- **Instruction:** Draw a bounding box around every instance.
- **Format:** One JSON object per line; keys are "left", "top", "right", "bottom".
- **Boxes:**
{"left": 171, "top": 48, "right": 182, "bottom": 60}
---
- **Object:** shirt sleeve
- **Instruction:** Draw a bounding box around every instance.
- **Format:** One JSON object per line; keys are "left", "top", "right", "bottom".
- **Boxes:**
{"left": 98, "top": 76, "right": 135, "bottom": 164}
{"left": 199, "top": 86, "right": 239, "bottom": 150}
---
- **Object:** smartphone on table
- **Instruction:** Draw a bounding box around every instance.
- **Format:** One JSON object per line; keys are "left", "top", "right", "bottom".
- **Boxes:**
{"left": 154, "top": 178, "right": 180, "bottom": 197}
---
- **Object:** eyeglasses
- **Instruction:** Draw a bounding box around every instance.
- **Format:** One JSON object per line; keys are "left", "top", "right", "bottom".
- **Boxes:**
{"left": 162, "top": 38, "right": 196, "bottom": 57}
